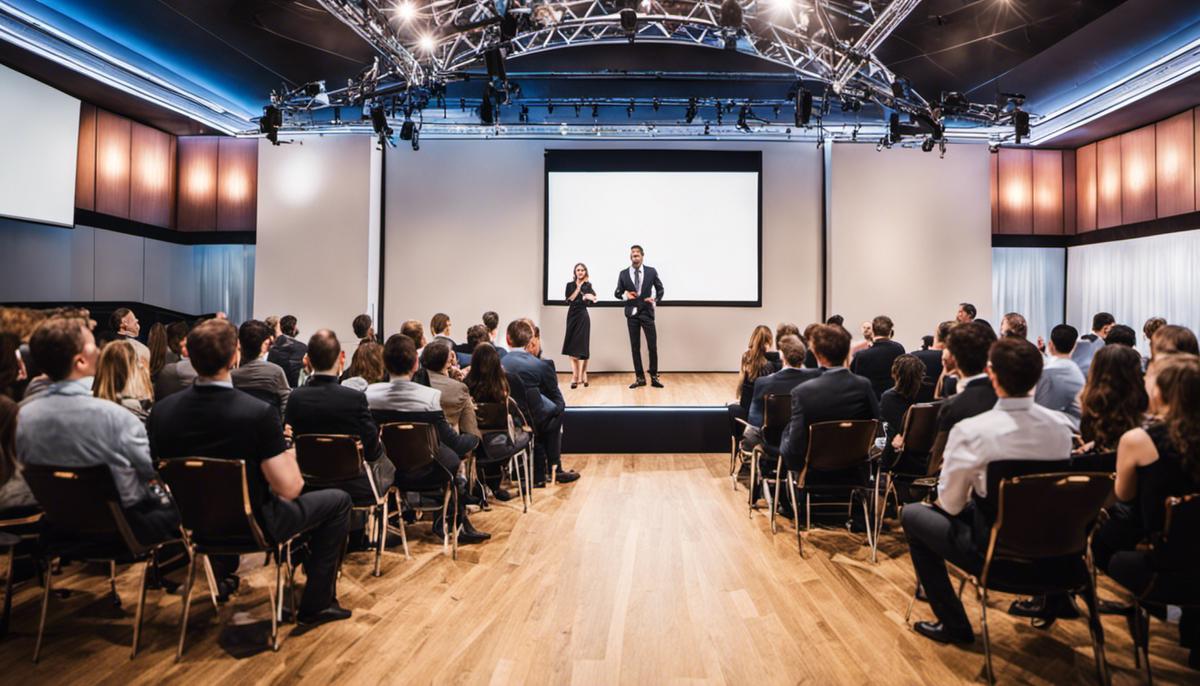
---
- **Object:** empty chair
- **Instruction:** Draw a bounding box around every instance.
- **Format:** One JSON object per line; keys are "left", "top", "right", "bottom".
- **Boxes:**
{"left": 378, "top": 422, "right": 459, "bottom": 560}
{"left": 157, "top": 458, "right": 300, "bottom": 659}
{"left": 22, "top": 464, "right": 182, "bottom": 661}
{"left": 744, "top": 394, "right": 791, "bottom": 519}
{"left": 474, "top": 401, "right": 532, "bottom": 512}
{"left": 294, "top": 434, "right": 391, "bottom": 576}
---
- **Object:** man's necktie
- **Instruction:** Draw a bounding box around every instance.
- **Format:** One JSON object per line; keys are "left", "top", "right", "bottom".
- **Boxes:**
{"left": 634, "top": 269, "right": 642, "bottom": 295}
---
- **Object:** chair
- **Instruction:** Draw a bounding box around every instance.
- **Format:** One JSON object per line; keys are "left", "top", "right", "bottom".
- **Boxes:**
{"left": 294, "top": 434, "right": 392, "bottom": 577}
{"left": 0, "top": 508, "right": 42, "bottom": 638}
{"left": 876, "top": 402, "right": 942, "bottom": 539}
{"left": 1069, "top": 451, "right": 1117, "bottom": 473}
{"left": 157, "top": 458, "right": 300, "bottom": 659}
{"left": 475, "top": 400, "right": 532, "bottom": 513}
{"left": 21, "top": 464, "right": 181, "bottom": 661}
{"left": 773, "top": 419, "right": 879, "bottom": 558}
{"left": 1127, "top": 493, "right": 1200, "bottom": 684}
{"left": 743, "top": 394, "right": 791, "bottom": 518}
{"left": 378, "top": 422, "right": 459, "bottom": 560}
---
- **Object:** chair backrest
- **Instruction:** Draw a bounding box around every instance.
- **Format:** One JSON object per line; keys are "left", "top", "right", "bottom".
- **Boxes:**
{"left": 157, "top": 458, "right": 269, "bottom": 549}
{"left": 294, "top": 434, "right": 365, "bottom": 483}
{"left": 1150, "top": 493, "right": 1200, "bottom": 574}
{"left": 762, "top": 394, "right": 792, "bottom": 446}
{"left": 1069, "top": 451, "right": 1117, "bottom": 473}
{"left": 21, "top": 464, "right": 145, "bottom": 553}
{"left": 379, "top": 422, "right": 440, "bottom": 473}
{"left": 900, "top": 402, "right": 941, "bottom": 455}
{"left": 991, "top": 472, "right": 1114, "bottom": 560}
{"left": 803, "top": 420, "right": 879, "bottom": 473}
{"left": 974, "top": 458, "right": 1073, "bottom": 526}
{"left": 475, "top": 401, "right": 510, "bottom": 434}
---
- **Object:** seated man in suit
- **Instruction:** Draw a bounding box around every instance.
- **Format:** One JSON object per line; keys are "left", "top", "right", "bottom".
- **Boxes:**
{"left": 286, "top": 330, "right": 394, "bottom": 549}
{"left": 154, "top": 337, "right": 197, "bottom": 400}
{"left": 460, "top": 324, "right": 504, "bottom": 359}
{"left": 430, "top": 313, "right": 471, "bottom": 368}
{"left": 421, "top": 340, "right": 480, "bottom": 438}
{"left": 501, "top": 319, "right": 580, "bottom": 486}
{"left": 366, "top": 335, "right": 489, "bottom": 544}
{"left": 1034, "top": 324, "right": 1084, "bottom": 424}
{"left": 926, "top": 322, "right": 999, "bottom": 469}
{"left": 267, "top": 315, "right": 307, "bottom": 388}
{"left": 765, "top": 323, "right": 800, "bottom": 373}
{"left": 901, "top": 337, "right": 1075, "bottom": 645}
{"left": 850, "top": 315, "right": 906, "bottom": 398}
{"left": 148, "top": 319, "right": 353, "bottom": 625}
{"left": 777, "top": 324, "right": 880, "bottom": 521}
{"left": 1071, "top": 311, "right": 1115, "bottom": 378}
{"left": 231, "top": 319, "right": 291, "bottom": 418}
{"left": 742, "top": 334, "right": 821, "bottom": 451}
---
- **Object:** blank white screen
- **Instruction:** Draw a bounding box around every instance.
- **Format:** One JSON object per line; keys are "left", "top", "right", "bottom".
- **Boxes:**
{"left": 545, "top": 171, "right": 759, "bottom": 303}
{"left": 0, "top": 64, "right": 80, "bottom": 226}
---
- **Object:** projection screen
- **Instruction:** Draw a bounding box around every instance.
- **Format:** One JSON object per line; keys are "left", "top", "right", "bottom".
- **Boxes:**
{"left": 0, "top": 64, "right": 80, "bottom": 226}
{"left": 544, "top": 150, "right": 761, "bottom": 306}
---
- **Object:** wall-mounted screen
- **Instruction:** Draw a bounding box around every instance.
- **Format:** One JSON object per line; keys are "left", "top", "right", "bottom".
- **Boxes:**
{"left": 0, "top": 64, "right": 80, "bottom": 226}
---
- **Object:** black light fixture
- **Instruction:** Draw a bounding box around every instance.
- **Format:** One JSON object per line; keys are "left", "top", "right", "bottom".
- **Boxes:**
{"left": 370, "top": 103, "right": 394, "bottom": 147}
{"left": 399, "top": 110, "right": 416, "bottom": 141}
{"left": 479, "top": 85, "right": 495, "bottom": 125}
{"left": 684, "top": 97, "right": 698, "bottom": 124}
{"left": 1013, "top": 109, "right": 1030, "bottom": 144}
{"left": 519, "top": 105, "right": 529, "bottom": 123}
{"left": 921, "top": 137, "right": 936, "bottom": 153}
{"left": 736, "top": 106, "right": 751, "bottom": 132}
{"left": 719, "top": 0, "right": 742, "bottom": 28}
{"left": 259, "top": 104, "right": 283, "bottom": 145}
{"left": 619, "top": 7, "right": 637, "bottom": 42}
{"left": 795, "top": 87, "right": 812, "bottom": 126}
{"left": 484, "top": 47, "right": 507, "bottom": 83}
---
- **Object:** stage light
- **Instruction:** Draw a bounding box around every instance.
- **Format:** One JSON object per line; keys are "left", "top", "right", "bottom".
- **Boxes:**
{"left": 396, "top": 1, "right": 416, "bottom": 22}
{"left": 370, "top": 103, "right": 394, "bottom": 146}
{"left": 685, "top": 97, "right": 698, "bottom": 123}
{"left": 719, "top": 0, "right": 743, "bottom": 28}
{"left": 480, "top": 87, "right": 495, "bottom": 124}
{"left": 921, "top": 137, "right": 936, "bottom": 153}
{"left": 418, "top": 34, "right": 436, "bottom": 52}
{"left": 410, "top": 126, "right": 420, "bottom": 151}
{"left": 988, "top": 141, "right": 1000, "bottom": 153}
{"left": 795, "top": 87, "right": 812, "bottom": 126}
{"left": 484, "top": 48, "right": 507, "bottom": 83}
{"left": 619, "top": 8, "right": 637, "bottom": 41}
{"left": 399, "top": 111, "right": 415, "bottom": 140}
{"left": 1013, "top": 109, "right": 1031, "bottom": 143}
{"left": 736, "top": 106, "right": 750, "bottom": 132}
{"left": 259, "top": 104, "right": 282, "bottom": 145}
{"left": 519, "top": 105, "right": 529, "bottom": 123}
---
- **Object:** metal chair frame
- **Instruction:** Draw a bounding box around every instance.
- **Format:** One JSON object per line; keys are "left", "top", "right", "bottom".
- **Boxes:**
{"left": 474, "top": 399, "right": 533, "bottom": 513}
{"left": 745, "top": 394, "right": 791, "bottom": 518}
{"left": 379, "top": 422, "right": 459, "bottom": 561}
{"left": 0, "top": 510, "right": 42, "bottom": 639}
{"left": 874, "top": 402, "right": 941, "bottom": 549}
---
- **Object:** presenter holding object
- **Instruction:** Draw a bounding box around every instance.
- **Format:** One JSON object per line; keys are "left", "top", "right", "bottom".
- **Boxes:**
{"left": 614, "top": 245, "right": 665, "bottom": 389}
{"left": 563, "top": 263, "right": 597, "bottom": 389}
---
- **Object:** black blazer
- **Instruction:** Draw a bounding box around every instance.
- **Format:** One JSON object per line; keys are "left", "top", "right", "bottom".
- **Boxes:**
{"left": 780, "top": 368, "right": 880, "bottom": 470}
{"left": 748, "top": 366, "right": 823, "bottom": 427}
{"left": 935, "top": 376, "right": 997, "bottom": 436}
{"left": 267, "top": 335, "right": 307, "bottom": 388}
{"left": 614, "top": 265, "right": 664, "bottom": 318}
{"left": 765, "top": 351, "right": 783, "bottom": 373}
{"left": 285, "top": 375, "right": 383, "bottom": 462}
{"left": 849, "top": 339, "right": 906, "bottom": 399}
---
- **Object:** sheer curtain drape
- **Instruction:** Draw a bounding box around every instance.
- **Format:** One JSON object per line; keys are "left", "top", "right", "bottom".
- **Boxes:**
{"left": 194, "top": 244, "right": 255, "bottom": 325}
{"left": 1067, "top": 228, "right": 1200, "bottom": 356}
{"left": 992, "top": 247, "right": 1066, "bottom": 344}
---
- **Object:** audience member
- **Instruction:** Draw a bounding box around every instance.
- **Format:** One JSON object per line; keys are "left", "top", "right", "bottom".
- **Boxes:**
{"left": 955, "top": 303, "right": 976, "bottom": 324}
{"left": 342, "top": 341, "right": 386, "bottom": 392}
{"left": 464, "top": 324, "right": 503, "bottom": 359}
{"left": 880, "top": 354, "right": 927, "bottom": 474}
{"left": 1000, "top": 312, "right": 1028, "bottom": 339}
{"left": 902, "top": 337, "right": 1075, "bottom": 645}
{"left": 400, "top": 319, "right": 426, "bottom": 352}
{"left": 147, "top": 322, "right": 168, "bottom": 379}
{"left": 1034, "top": 324, "right": 1085, "bottom": 423}
{"left": 149, "top": 319, "right": 353, "bottom": 622}
{"left": 1071, "top": 311, "right": 1115, "bottom": 377}
{"left": 502, "top": 319, "right": 580, "bottom": 485}
{"left": 0, "top": 393, "right": 34, "bottom": 511}
{"left": 801, "top": 323, "right": 821, "bottom": 369}
{"left": 93, "top": 339, "right": 154, "bottom": 422}
{"left": 849, "top": 321, "right": 873, "bottom": 361}
{"left": 1151, "top": 324, "right": 1200, "bottom": 363}
{"left": 110, "top": 307, "right": 150, "bottom": 364}
{"left": 154, "top": 335, "right": 198, "bottom": 400}
{"left": 1141, "top": 317, "right": 1167, "bottom": 369}
{"left": 165, "top": 321, "right": 187, "bottom": 365}
{"left": 482, "top": 311, "right": 506, "bottom": 351}
{"left": 729, "top": 325, "right": 774, "bottom": 437}
{"left": 929, "top": 322, "right": 998, "bottom": 467}
{"left": 1105, "top": 324, "right": 1137, "bottom": 348}
{"left": 352, "top": 314, "right": 375, "bottom": 345}
{"left": 366, "top": 335, "right": 489, "bottom": 543}
{"left": 766, "top": 323, "right": 800, "bottom": 371}
{"left": 421, "top": 341, "right": 480, "bottom": 438}
{"left": 1078, "top": 344, "right": 1148, "bottom": 454}
{"left": 267, "top": 315, "right": 307, "bottom": 388}
{"left": 850, "top": 316, "right": 906, "bottom": 398}
{"left": 232, "top": 320, "right": 291, "bottom": 417}
{"left": 1, "top": 331, "right": 27, "bottom": 400}
{"left": 265, "top": 316, "right": 281, "bottom": 336}
{"left": 914, "top": 321, "right": 951, "bottom": 397}
{"left": 464, "top": 342, "right": 525, "bottom": 501}
{"left": 920, "top": 335, "right": 934, "bottom": 350}
{"left": 742, "top": 335, "right": 819, "bottom": 450}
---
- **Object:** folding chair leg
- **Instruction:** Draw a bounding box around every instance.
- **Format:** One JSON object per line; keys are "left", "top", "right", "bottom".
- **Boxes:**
{"left": 748, "top": 448, "right": 759, "bottom": 517}
{"left": 32, "top": 559, "right": 52, "bottom": 663}
{"left": 1135, "top": 603, "right": 1152, "bottom": 684}
{"left": 268, "top": 556, "right": 280, "bottom": 652}
{"left": 770, "top": 455, "right": 784, "bottom": 534}
{"left": 130, "top": 558, "right": 152, "bottom": 659}
{"left": 1081, "top": 574, "right": 1110, "bottom": 686}
{"left": 201, "top": 555, "right": 220, "bottom": 612}
{"left": 175, "top": 550, "right": 197, "bottom": 662}
{"left": 451, "top": 485, "right": 459, "bottom": 560}
{"left": 109, "top": 560, "right": 121, "bottom": 608}
{"left": 1, "top": 544, "right": 15, "bottom": 638}
{"left": 788, "top": 472, "right": 802, "bottom": 555}
{"left": 904, "top": 580, "right": 919, "bottom": 623}
{"left": 374, "top": 500, "right": 386, "bottom": 577}
{"left": 440, "top": 487, "right": 453, "bottom": 553}
{"left": 395, "top": 491, "right": 411, "bottom": 560}
{"left": 861, "top": 494, "right": 877, "bottom": 563}
{"left": 979, "top": 586, "right": 995, "bottom": 685}
{"left": 805, "top": 492, "right": 812, "bottom": 531}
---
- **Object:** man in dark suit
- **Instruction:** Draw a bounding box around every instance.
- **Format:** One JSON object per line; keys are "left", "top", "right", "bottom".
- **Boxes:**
{"left": 501, "top": 319, "right": 580, "bottom": 485}
{"left": 268, "top": 315, "right": 307, "bottom": 388}
{"left": 927, "top": 321, "right": 999, "bottom": 467}
{"left": 850, "top": 315, "right": 906, "bottom": 398}
{"left": 765, "top": 323, "right": 800, "bottom": 373}
{"left": 742, "top": 334, "right": 822, "bottom": 450}
{"left": 148, "top": 319, "right": 353, "bottom": 626}
{"left": 614, "top": 244, "right": 664, "bottom": 389}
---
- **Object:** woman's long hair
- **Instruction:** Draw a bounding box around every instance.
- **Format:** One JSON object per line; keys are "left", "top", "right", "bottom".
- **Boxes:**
{"left": 737, "top": 325, "right": 773, "bottom": 391}
{"left": 347, "top": 341, "right": 387, "bottom": 384}
{"left": 465, "top": 343, "right": 509, "bottom": 403}
{"left": 94, "top": 340, "right": 152, "bottom": 404}
{"left": 572, "top": 263, "right": 589, "bottom": 281}
{"left": 1150, "top": 353, "right": 1200, "bottom": 479}
{"left": 147, "top": 322, "right": 168, "bottom": 378}
{"left": 1080, "top": 344, "right": 1148, "bottom": 452}
{"left": 890, "top": 354, "right": 926, "bottom": 401}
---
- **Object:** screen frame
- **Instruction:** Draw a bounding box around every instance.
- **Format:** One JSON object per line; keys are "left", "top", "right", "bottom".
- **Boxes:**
{"left": 542, "top": 149, "right": 763, "bottom": 308}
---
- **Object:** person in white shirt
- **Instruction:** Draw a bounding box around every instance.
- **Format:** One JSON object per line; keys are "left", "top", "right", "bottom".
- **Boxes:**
{"left": 901, "top": 337, "right": 1075, "bottom": 646}
{"left": 1034, "top": 324, "right": 1085, "bottom": 424}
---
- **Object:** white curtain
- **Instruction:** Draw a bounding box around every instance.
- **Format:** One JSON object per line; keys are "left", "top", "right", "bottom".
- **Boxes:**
{"left": 992, "top": 247, "right": 1066, "bottom": 344}
{"left": 1067, "top": 228, "right": 1200, "bottom": 356}
{"left": 194, "top": 244, "right": 255, "bottom": 325}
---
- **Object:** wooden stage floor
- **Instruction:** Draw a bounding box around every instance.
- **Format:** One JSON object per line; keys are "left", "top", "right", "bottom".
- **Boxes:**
{"left": 0, "top": 455, "right": 1190, "bottom": 685}
{"left": 557, "top": 372, "right": 737, "bottom": 406}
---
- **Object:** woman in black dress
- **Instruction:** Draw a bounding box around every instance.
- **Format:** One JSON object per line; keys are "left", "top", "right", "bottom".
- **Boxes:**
{"left": 563, "top": 263, "right": 597, "bottom": 388}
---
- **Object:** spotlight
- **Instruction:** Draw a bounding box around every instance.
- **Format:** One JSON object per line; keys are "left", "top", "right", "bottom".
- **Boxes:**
{"left": 410, "top": 126, "right": 420, "bottom": 151}
{"left": 719, "top": 0, "right": 743, "bottom": 28}
{"left": 370, "top": 103, "right": 394, "bottom": 146}
{"left": 684, "top": 98, "right": 698, "bottom": 123}
{"left": 626, "top": 101, "right": 635, "bottom": 118}
{"left": 988, "top": 141, "right": 1000, "bottom": 154}
{"left": 794, "top": 87, "right": 812, "bottom": 126}
{"left": 921, "top": 137, "right": 935, "bottom": 153}
{"left": 591, "top": 103, "right": 599, "bottom": 118}
{"left": 484, "top": 48, "right": 507, "bottom": 83}
{"left": 396, "top": 0, "right": 416, "bottom": 22}
{"left": 619, "top": 8, "right": 637, "bottom": 41}
{"left": 259, "top": 104, "right": 282, "bottom": 145}
{"left": 519, "top": 105, "right": 529, "bottom": 123}
{"left": 399, "top": 111, "right": 415, "bottom": 140}
{"left": 736, "top": 106, "right": 750, "bottom": 132}
{"left": 418, "top": 34, "right": 436, "bottom": 52}
{"left": 1013, "top": 109, "right": 1030, "bottom": 144}
{"left": 480, "top": 86, "right": 495, "bottom": 125}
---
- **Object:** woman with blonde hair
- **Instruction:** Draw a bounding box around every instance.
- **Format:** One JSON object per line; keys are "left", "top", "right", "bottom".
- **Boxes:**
{"left": 93, "top": 339, "right": 154, "bottom": 421}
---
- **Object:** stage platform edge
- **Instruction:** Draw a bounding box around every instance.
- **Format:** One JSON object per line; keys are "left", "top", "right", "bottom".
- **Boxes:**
{"left": 562, "top": 405, "right": 729, "bottom": 454}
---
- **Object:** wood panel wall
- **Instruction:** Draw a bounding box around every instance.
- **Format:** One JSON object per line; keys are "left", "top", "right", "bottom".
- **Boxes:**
{"left": 176, "top": 136, "right": 219, "bottom": 232}
{"left": 1031, "top": 149, "right": 1064, "bottom": 235}
{"left": 996, "top": 148, "right": 1032, "bottom": 234}
{"left": 216, "top": 137, "right": 258, "bottom": 232}
{"left": 1120, "top": 125, "right": 1157, "bottom": 224}
{"left": 94, "top": 109, "right": 131, "bottom": 218}
{"left": 1096, "top": 137, "right": 1123, "bottom": 229}
{"left": 1077, "top": 143, "right": 1097, "bottom": 233}
{"left": 75, "top": 103, "right": 96, "bottom": 212}
{"left": 1156, "top": 109, "right": 1195, "bottom": 217}
{"left": 129, "top": 122, "right": 175, "bottom": 227}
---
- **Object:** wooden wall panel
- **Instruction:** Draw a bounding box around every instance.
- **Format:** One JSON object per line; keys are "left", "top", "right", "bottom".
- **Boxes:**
{"left": 129, "top": 121, "right": 173, "bottom": 227}
{"left": 1076, "top": 143, "right": 1097, "bottom": 232}
{"left": 1031, "top": 150, "right": 1064, "bottom": 235}
{"left": 989, "top": 152, "right": 999, "bottom": 232}
{"left": 1155, "top": 110, "right": 1195, "bottom": 217}
{"left": 216, "top": 137, "right": 257, "bottom": 232}
{"left": 1096, "top": 137, "right": 1122, "bottom": 229}
{"left": 94, "top": 109, "right": 131, "bottom": 219}
{"left": 176, "top": 136, "right": 218, "bottom": 232}
{"left": 75, "top": 103, "right": 96, "bottom": 211}
{"left": 997, "top": 148, "right": 1033, "bottom": 234}
{"left": 1121, "top": 125, "right": 1157, "bottom": 224}
{"left": 1062, "top": 150, "right": 1077, "bottom": 234}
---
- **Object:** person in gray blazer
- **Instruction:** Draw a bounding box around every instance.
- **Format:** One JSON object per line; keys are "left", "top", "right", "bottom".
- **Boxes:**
{"left": 231, "top": 320, "right": 291, "bottom": 418}
{"left": 154, "top": 355, "right": 198, "bottom": 400}
{"left": 421, "top": 340, "right": 480, "bottom": 438}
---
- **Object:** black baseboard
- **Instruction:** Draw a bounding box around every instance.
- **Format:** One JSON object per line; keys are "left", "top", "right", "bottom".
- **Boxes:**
{"left": 562, "top": 406, "right": 729, "bottom": 453}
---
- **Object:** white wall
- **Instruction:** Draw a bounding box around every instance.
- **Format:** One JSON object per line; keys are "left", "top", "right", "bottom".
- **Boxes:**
{"left": 829, "top": 143, "right": 993, "bottom": 351}
{"left": 383, "top": 140, "right": 824, "bottom": 372}
{"left": 254, "top": 135, "right": 381, "bottom": 344}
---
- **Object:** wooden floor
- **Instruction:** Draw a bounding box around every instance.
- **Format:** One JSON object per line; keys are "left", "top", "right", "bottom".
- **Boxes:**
{"left": 0, "top": 455, "right": 1193, "bottom": 684}
{"left": 557, "top": 372, "right": 737, "bottom": 406}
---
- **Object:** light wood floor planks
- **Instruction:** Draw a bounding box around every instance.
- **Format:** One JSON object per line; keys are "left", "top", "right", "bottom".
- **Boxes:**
{"left": 557, "top": 372, "right": 738, "bottom": 406}
{"left": 0, "top": 454, "right": 1194, "bottom": 684}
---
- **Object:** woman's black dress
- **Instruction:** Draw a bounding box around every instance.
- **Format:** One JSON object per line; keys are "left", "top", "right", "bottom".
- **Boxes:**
{"left": 562, "top": 280, "right": 594, "bottom": 359}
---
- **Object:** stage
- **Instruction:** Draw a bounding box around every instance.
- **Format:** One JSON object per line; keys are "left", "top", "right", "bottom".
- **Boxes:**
{"left": 556, "top": 373, "right": 739, "bottom": 454}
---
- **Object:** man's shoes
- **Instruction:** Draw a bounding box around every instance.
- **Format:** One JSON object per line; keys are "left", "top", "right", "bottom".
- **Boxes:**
{"left": 629, "top": 378, "right": 647, "bottom": 389}
{"left": 651, "top": 376, "right": 664, "bottom": 388}
{"left": 555, "top": 469, "right": 581, "bottom": 484}
{"left": 492, "top": 487, "right": 513, "bottom": 502}
{"left": 297, "top": 601, "right": 352, "bottom": 628}
{"left": 458, "top": 518, "right": 492, "bottom": 545}
{"left": 1097, "top": 599, "right": 1133, "bottom": 615}
{"left": 215, "top": 575, "right": 240, "bottom": 603}
{"left": 1008, "top": 596, "right": 1079, "bottom": 629}
{"left": 913, "top": 621, "right": 975, "bottom": 645}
